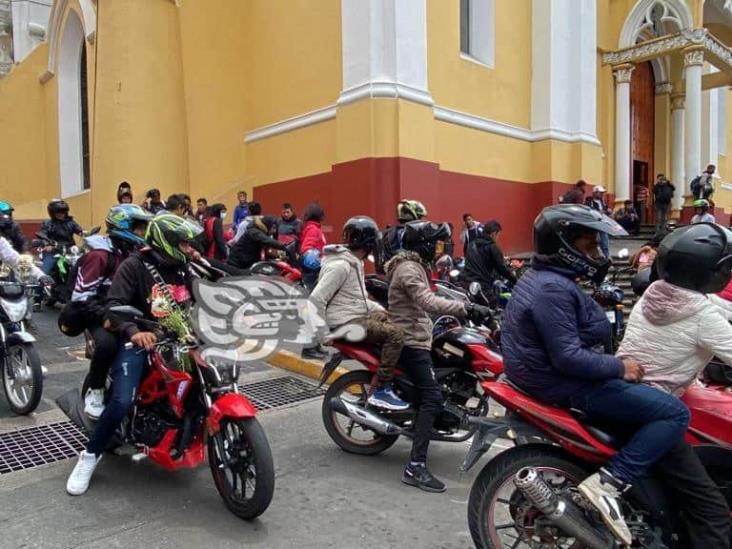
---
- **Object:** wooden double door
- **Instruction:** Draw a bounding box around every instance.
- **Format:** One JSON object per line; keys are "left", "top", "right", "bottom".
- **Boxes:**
{"left": 630, "top": 61, "right": 655, "bottom": 222}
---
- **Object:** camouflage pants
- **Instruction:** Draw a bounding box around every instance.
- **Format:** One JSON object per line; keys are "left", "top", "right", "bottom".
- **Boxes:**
{"left": 355, "top": 311, "right": 404, "bottom": 383}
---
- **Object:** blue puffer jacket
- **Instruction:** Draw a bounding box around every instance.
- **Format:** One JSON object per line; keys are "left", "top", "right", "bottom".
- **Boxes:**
{"left": 501, "top": 258, "right": 623, "bottom": 405}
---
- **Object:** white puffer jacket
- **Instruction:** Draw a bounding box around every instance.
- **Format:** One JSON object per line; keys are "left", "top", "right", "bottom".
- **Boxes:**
{"left": 617, "top": 280, "right": 732, "bottom": 396}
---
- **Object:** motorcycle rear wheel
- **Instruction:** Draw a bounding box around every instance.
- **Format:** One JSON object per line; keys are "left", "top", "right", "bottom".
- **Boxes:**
{"left": 322, "top": 369, "right": 399, "bottom": 456}
{"left": 468, "top": 444, "right": 589, "bottom": 549}
{"left": 208, "top": 417, "right": 275, "bottom": 520}
{"left": 2, "top": 343, "right": 43, "bottom": 415}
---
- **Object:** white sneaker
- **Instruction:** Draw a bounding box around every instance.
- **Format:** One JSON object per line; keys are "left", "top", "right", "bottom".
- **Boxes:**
{"left": 84, "top": 389, "right": 105, "bottom": 420}
{"left": 66, "top": 451, "right": 101, "bottom": 496}
{"left": 578, "top": 470, "right": 632, "bottom": 546}
{"left": 41, "top": 365, "right": 48, "bottom": 376}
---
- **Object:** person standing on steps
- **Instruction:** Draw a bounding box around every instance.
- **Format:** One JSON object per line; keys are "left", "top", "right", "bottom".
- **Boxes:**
{"left": 652, "top": 174, "right": 675, "bottom": 234}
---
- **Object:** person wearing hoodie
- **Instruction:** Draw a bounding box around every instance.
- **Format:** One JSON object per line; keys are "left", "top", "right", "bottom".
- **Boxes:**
{"left": 501, "top": 204, "right": 689, "bottom": 547}
{"left": 385, "top": 220, "right": 492, "bottom": 493}
{"left": 616, "top": 223, "right": 732, "bottom": 549}
{"left": 227, "top": 214, "right": 286, "bottom": 270}
{"left": 299, "top": 203, "right": 326, "bottom": 291}
{"left": 310, "top": 216, "right": 408, "bottom": 411}
{"left": 462, "top": 219, "right": 516, "bottom": 303}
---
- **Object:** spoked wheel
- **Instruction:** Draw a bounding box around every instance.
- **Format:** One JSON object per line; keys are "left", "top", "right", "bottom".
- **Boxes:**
{"left": 208, "top": 418, "right": 274, "bottom": 520}
{"left": 468, "top": 445, "right": 590, "bottom": 549}
{"left": 2, "top": 343, "right": 43, "bottom": 415}
{"left": 321, "top": 369, "right": 400, "bottom": 455}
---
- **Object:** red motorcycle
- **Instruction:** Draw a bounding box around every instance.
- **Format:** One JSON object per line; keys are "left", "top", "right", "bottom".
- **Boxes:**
{"left": 318, "top": 315, "right": 504, "bottom": 455}
{"left": 59, "top": 305, "right": 275, "bottom": 520}
{"left": 462, "top": 379, "right": 732, "bottom": 548}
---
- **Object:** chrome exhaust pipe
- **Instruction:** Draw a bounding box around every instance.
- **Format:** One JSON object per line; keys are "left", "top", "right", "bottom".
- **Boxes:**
{"left": 329, "top": 398, "right": 403, "bottom": 436}
{"left": 514, "top": 467, "right": 614, "bottom": 549}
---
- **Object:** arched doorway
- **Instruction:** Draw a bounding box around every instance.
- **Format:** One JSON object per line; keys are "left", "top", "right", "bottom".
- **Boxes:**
{"left": 58, "top": 10, "right": 90, "bottom": 197}
{"left": 630, "top": 61, "right": 655, "bottom": 223}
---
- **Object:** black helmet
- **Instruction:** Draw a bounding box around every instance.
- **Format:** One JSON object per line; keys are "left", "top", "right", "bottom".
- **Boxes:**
{"left": 48, "top": 199, "right": 69, "bottom": 217}
{"left": 146, "top": 213, "right": 203, "bottom": 265}
{"left": 656, "top": 223, "right": 732, "bottom": 293}
{"left": 343, "top": 216, "right": 381, "bottom": 251}
{"left": 534, "top": 204, "right": 627, "bottom": 283}
{"left": 403, "top": 220, "right": 451, "bottom": 263}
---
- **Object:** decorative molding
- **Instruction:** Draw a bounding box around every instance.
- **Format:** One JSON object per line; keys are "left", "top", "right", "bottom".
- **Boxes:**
{"left": 655, "top": 81, "right": 673, "bottom": 95}
{"left": 44, "top": 0, "right": 96, "bottom": 81}
{"left": 671, "top": 93, "right": 685, "bottom": 110}
{"left": 613, "top": 64, "right": 635, "bottom": 84}
{"left": 244, "top": 105, "right": 337, "bottom": 144}
{"left": 619, "top": 0, "right": 693, "bottom": 48}
{"left": 683, "top": 48, "right": 705, "bottom": 67}
{"left": 337, "top": 82, "right": 434, "bottom": 108}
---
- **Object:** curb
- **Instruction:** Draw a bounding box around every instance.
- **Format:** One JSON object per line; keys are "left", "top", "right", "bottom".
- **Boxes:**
{"left": 267, "top": 349, "right": 349, "bottom": 385}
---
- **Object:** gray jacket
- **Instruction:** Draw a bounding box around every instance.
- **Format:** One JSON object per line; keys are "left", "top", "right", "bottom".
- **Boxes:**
{"left": 309, "top": 245, "right": 382, "bottom": 329}
{"left": 385, "top": 252, "right": 467, "bottom": 350}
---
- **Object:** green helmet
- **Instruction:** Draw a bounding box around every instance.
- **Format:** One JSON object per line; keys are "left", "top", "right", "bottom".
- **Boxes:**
{"left": 145, "top": 213, "right": 203, "bottom": 265}
{"left": 396, "top": 199, "right": 428, "bottom": 223}
{"left": 0, "top": 201, "right": 13, "bottom": 215}
{"left": 693, "top": 199, "right": 710, "bottom": 211}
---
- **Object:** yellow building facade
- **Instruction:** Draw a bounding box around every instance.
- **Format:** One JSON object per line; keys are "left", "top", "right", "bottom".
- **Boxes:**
{"left": 0, "top": 0, "right": 731, "bottom": 252}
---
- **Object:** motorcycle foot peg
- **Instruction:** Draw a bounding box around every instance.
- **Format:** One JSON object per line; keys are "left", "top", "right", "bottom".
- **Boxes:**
{"left": 131, "top": 453, "right": 148, "bottom": 463}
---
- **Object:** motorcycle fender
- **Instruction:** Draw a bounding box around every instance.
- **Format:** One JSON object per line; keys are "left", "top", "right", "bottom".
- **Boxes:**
{"left": 461, "top": 416, "right": 511, "bottom": 472}
{"left": 208, "top": 393, "right": 257, "bottom": 434}
{"left": 7, "top": 331, "right": 35, "bottom": 345}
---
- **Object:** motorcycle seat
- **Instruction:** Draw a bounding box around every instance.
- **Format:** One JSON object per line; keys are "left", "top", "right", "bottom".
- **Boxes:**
{"left": 569, "top": 409, "right": 623, "bottom": 449}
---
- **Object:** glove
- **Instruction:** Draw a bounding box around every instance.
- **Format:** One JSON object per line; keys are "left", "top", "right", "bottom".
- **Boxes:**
{"left": 466, "top": 303, "right": 492, "bottom": 325}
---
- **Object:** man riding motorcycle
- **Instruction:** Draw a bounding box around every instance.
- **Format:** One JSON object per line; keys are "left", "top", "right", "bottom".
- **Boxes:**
{"left": 382, "top": 199, "right": 427, "bottom": 262}
{"left": 384, "top": 220, "right": 490, "bottom": 493}
{"left": 39, "top": 199, "right": 83, "bottom": 274}
{"left": 617, "top": 222, "right": 732, "bottom": 548}
{"left": 0, "top": 201, "right": 27, "bottom": 252}
{"left": 462, "top": 219, "right": 516, "bottom": 304}
{"left": 66, "top": 214, "right": 203, "bottom": 496}
{"left": 500, "top": 204, "right": 690, "bottom": 546}
{"left": 59, "top": 205, "right": 153, "bottom": 419}
{"left": 310, "top": 216, "right": 409, "bottom": 411}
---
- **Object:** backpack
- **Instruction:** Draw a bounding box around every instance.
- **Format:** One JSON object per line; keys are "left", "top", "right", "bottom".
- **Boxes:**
{"left": 690, "top": 176, "right": 702, "bottom": 196}
{"left": 383, "top": 225, "right": 405, "bottom": 260}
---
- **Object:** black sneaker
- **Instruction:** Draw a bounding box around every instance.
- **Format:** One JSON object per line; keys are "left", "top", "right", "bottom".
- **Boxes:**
{"left": 401, "top": 463, "right": 446, "bottom": 493}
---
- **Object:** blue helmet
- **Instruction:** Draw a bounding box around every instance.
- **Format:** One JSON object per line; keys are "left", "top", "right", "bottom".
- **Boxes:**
{"left": 0, "top": 201, "right": 13, "bottom": 215}
{"left": 105, "top": 204, "right": 153, "bottom": 247}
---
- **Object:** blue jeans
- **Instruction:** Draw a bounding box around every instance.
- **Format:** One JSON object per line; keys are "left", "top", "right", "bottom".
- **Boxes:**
{"left": 599, "top": 232, "right": 609, "bottom": 259}
{"left": 566, "top": 379, "right": 689, "bottom": 485}
{"left": 41, "top": 253, "right": 56, "bottom": 275}
{"left": 86, "top": 344, "right": 147, "bottom": 456}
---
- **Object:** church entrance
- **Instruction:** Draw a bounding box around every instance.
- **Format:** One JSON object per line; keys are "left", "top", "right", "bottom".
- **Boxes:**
{"left": 630, "top": 61, "right": 656, "bottom": 224}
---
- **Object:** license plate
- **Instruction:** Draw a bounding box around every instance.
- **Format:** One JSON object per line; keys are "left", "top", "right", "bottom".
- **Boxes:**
{"left": 606, "top": 311, "right": 616, "bottom": 324}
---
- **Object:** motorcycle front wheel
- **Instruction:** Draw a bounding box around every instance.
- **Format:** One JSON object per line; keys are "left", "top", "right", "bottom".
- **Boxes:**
{"left": 468, "top": 444, "right": 589, "bottom": 549}
{"left": 208, "top": 417, "right": 275, "bottom": 520}
{"left": 2, "top": 343, "right": 43, "bottom": 415}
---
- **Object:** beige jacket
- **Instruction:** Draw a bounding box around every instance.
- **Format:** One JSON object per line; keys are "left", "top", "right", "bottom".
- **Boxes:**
{"left": 385, "top": 252, "right": 467, "bottom": 350}
{"left": 309, "top": 245, "right": 382, "bottom": 329}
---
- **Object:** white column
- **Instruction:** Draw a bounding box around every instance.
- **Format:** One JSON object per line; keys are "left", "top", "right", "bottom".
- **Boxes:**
{"left": 613, "top": 64, "right": 634, "bottom": 203}
{"left": 671, "top": 94, "right": 685, "bottom": 211}
{"left": 339, "top": 0, "right": 432, "bottom": 106}
{"left": 684, "top": 48, "right": 704, "bottom": 190}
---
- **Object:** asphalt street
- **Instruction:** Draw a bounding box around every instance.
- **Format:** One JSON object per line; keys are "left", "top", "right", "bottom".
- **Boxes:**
{"left": 0, "top": 309, "right": 500, "bottom": 549}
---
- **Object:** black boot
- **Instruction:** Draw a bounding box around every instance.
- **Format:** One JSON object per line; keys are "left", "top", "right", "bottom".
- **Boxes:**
{"left": 401, "top": 462, "right": 446, "bottom": 493}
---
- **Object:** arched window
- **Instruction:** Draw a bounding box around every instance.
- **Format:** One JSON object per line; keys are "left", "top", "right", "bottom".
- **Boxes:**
{"left": 58, "top": 10, "right": 90, "bottom": 196}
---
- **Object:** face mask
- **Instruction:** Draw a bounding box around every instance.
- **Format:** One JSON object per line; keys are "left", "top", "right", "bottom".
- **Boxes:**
{"left": 220, "top": 212, "right": 227, "bottom": 220}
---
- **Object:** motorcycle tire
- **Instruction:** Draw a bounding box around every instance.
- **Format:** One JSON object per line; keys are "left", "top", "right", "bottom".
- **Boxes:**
{"left": 2, "top": 343, "right": 43, "bottom": 415}
{"left": 208, "top": 417, "right": 275, "bottom": 520}
{"left": 321, "top": 369, "right": 399, "bottom": 456}
{"left": 467, "top": 444, "right": 588, "bottom": 549}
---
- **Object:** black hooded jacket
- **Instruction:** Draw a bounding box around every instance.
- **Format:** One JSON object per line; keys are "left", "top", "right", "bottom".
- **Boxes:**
{"left": 463, "top": 233, "right": 516, "bottom": 288}
{"left": 227, "top": 216, "right": 285, "bottom": 269}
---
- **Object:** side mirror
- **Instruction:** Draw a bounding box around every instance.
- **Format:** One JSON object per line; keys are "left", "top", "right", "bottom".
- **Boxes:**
{"left": 469, "top": 282, "right": 481, "bottom": 296}
{"left": 107, "top": 305, "right": 144, "bottom": 321}
{"left": 616, "top": 248, "right": 629, "bottom": 259}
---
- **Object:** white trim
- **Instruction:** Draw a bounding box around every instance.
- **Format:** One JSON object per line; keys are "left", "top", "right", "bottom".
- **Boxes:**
{"left": 244, "top": 105, "right": 337, "bottom": 144}
{"left": 434, "top": 105, "right": 602, "bottom": 145}
{"left": 459, "top": 52, "right": 493, "bottom": 70}
{"left": 337, "top": 82, "right": 434, "bottom": 107}
{"left": 43, "top": 0, "right": 95, "bottom": 81}
{"left": 619, "top": 0, "right": 693, "bottom": 48}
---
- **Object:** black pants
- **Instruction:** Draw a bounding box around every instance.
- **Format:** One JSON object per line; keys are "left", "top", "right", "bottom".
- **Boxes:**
{"left": 400, "top": 346, "right": 443, "bottom": 463}
{"left": 654, "top": 441, "right": 729, "bottom": 549}
{"left": 87, "top": 324, "right": 120, "bottom": 390}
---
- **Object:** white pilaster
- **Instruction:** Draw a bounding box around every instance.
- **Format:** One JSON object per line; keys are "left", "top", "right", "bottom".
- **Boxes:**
{"left": 339, "top": 0, "right": 432, "bottom": 106}
{"left": 10, "top": 0, "right": 51, "bottom": 64}
{"left": 614, "top": 65, "right": 634, "bottom": 203}
{"left": 531, "top": 0, "right": 598, "bottom": 144}
{"left": 671, "top": 94, "right": 685, "bottom": 211}
{"left": 684, "top": 48, "right": 704, "bottom": 190}
{"left": 701, "top": 67, "right": 720, "bottom": 167}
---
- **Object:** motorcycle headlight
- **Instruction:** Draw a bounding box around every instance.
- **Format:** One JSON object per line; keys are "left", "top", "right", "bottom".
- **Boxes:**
{"left": 1, "top": 298, "right": 28, "bottom": 323}
{"left": 212, "top": 361, "right": 240, "bottom": 386}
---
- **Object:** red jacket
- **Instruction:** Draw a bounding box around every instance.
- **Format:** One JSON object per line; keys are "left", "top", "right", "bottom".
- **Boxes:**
{"left": 299, "top": 221, "right": 325, "bottom": 254}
